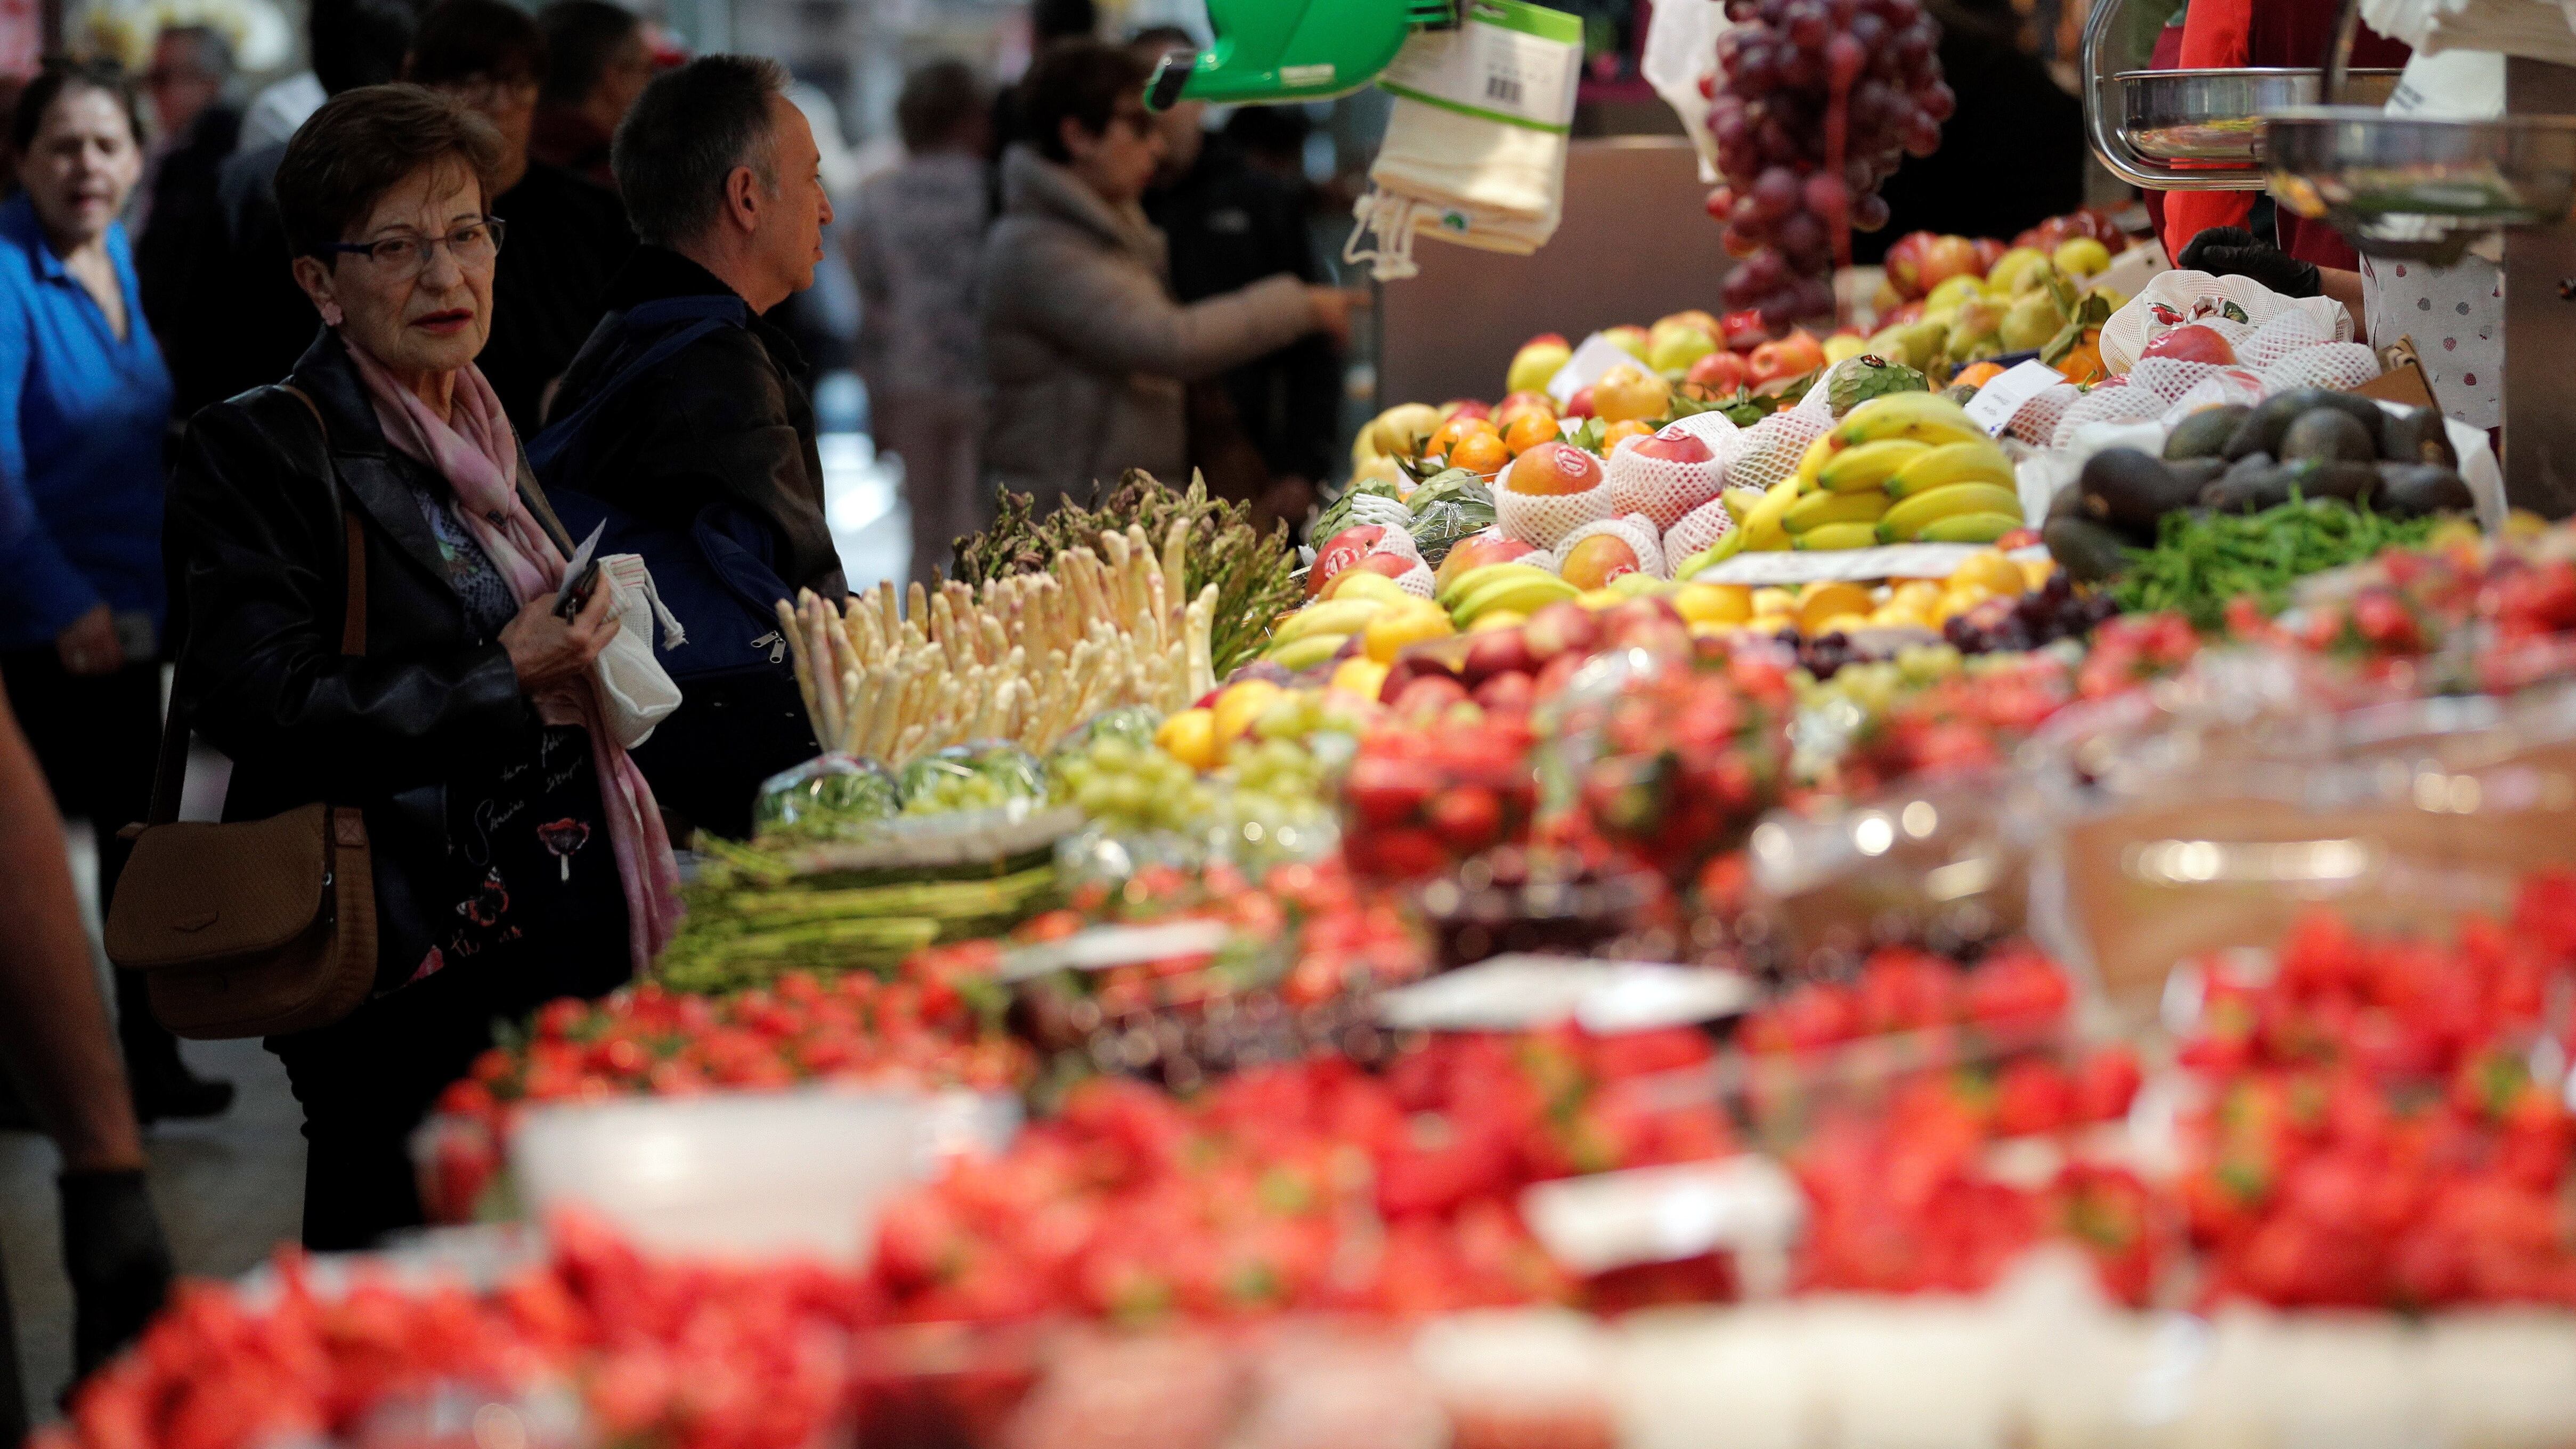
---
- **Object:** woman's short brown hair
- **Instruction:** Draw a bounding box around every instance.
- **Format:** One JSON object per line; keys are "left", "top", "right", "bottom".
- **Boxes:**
{"left": 274, "top": 83, "right": 505, "bottom": 259}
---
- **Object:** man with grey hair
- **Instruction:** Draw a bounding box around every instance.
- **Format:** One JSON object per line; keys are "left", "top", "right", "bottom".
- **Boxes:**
{"left": 531, "top": 54, "right": 838, "bottom": 839}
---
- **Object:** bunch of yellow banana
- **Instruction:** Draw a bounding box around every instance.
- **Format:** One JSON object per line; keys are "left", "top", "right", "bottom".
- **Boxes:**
{"left": 1263, "top": 571, "right": 1444, "bottom": 670}
{"left": 1435, "top": 560, "right": 1579, "bottom": 628}
{"left": 1753, "top": 394, "right": 2026, "bottom": 549}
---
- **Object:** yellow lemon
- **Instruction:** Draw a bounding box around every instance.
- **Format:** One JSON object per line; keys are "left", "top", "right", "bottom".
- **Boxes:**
{"left": 1329, "top": 657, "right": 1389, "bottom": 699}
{"left": 1155, "top": 707, "right": 1220, "bottom": 771}
{"left": 1212, "top": 680, "right": 1285, "bottom": 746}
{"left": 1946, "top": 548, "right": 2027, "bottom": 599}
{"left": 1363, "top": 601, "right": 1455, "bottom": 663}
{"left": 1671, "top": 582, "right": 1753, "bottom": 625}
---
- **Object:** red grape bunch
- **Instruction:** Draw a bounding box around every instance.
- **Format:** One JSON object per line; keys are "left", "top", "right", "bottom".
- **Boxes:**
{"left": 1706, "top": 0, "right": 1952, "bottom": 329}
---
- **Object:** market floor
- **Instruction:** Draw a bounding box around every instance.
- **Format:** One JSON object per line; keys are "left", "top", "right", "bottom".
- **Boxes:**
{"left": 0, "top": 827, "right": 306, "bottom": 1422}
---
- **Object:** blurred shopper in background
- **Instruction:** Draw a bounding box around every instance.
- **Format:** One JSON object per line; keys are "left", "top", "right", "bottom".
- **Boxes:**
{"left": 0, "top": 60, "right": 231, "bottom": 1123}
{"left": 174, "top": 0, "right": 423, "bottom": 418}
{"left": 1131, "top": 28, "right": 1339, "bottom": 532}
{"left": 981, "top": 40, "right": 1360, "bottom": 517}
{"left": 852, "top": 59, "right": 990, "bottom": 584}
{"left": 135, "top": 24, "right": 241, "bottom": 417}
{"left": 532, "top": 0, "right": 653, "bottom": 190}
{"left": 408, "top": 0, "right": 634, "bottom": 432}
{"left": 170, "top": 85, "right": 672, "bottom": 1248}
{"left": 534, "top": 56, "right": 838, "bottom": 838}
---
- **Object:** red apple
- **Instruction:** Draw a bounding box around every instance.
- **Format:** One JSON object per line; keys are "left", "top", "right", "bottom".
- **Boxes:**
{"left": 1917, "top": 235, "right": 1982, "bottom": 292}
{"left": 1631, "top": 426, "right": 1716, "bottom": 465}
{"left": 1525, "top": 331, "right": 1569, "bottom": 349}
{"left": 1345, "top": 553, "right": 1415, "bottom": 587}
{"left": 1565, "top": 386, "right": 1596, "bottom": 419}
{"left": 1460, "top": 627, "right": 1536, "bottom": 685}
{"left": 2140, "top": 324, "right": 2238, "bottom": 365}
{"left": 1685, "top": 350, "right": 1749, "bottom": 394}
{"left": 1721, "top": 308, "right": 1770, "bottom": 351}
{"left": 1522, "top": 599, "right": 1602, "bottom": 662}
{"left": 1307, "top": 524, "right": 1385, "bottom": 598}
{"left": 1441, "top": 399, "right": 1493, "bottom": 422}
{"left": 1506, "top": 440, "right": 1604, "bottom": 496}
{"left": 1532, "top": 650, "right": 1588, "bottom": 699}
{"left": 1434, "top": 528, "right": 1539, "bottom": 592}
{"left": 1496, "top": 390, "right": 1555, "bottom": 423}
{"left": 1599, "top": 596, "right": 1685, "bottom": 646}
{"left": 1882, "top": 299, "right": 1925, "bottom": 327}
{"left": 1971, "top": 238, "right": 2006, "bottom": 276}
{"left": 1883, "top": 231, "right": 1940, "bottom": 298}
{"left": 1749, "top": 329, "right": 1825, "bottom": 385}
{"left": 1559, "top": 534, "right": 1643, "bottom": 590}
{"left": 1472, "top": 671, "right": 1534, "bottom": 715}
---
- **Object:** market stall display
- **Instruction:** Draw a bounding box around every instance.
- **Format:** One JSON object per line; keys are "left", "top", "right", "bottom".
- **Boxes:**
{"left": 53, "top": 152, "right": 2576, "bottom": 1449}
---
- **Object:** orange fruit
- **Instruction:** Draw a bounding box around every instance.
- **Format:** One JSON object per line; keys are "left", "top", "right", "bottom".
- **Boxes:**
{"left": 1951, "top": 361, "right": 2006, "bottom": 392}
{"left": 1426, "top": 417, "right": 1498, "bottom": 462}
{"left": 1602, "top": 418, "right": 1655, "bottom": 452}
{"left": 1502, "top": 409, "right": 1561, "bottom": 455}
{"left": 1449, "top": 430, "right": 1513, "bottom": 477}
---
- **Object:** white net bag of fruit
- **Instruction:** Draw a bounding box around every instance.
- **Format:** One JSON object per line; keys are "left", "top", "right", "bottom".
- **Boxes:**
{"left": 1494, "top": 451, "right": 1615, "bottom": 549}
{"left": 1551, "top": 512, "right": 1669, "bottom": 582}
{"left": 1663, "top": 408, "right": 1742, "bottom": 454}
{"left": 2009, "top": 382, "right": 2084, "bottom": 445}
{"left": 2239, "top": 307, "right": 2337, "bottom": 370}
{"left": 2126, "top": 356, "right": 2230, "bottom": 404}
{"left": 2259, "top": 342, "right": 2383, "bottom": 395}
{"left": 2101, "top": 270, "right": 2352, "bottom": 372}
{"left": 1606, "top": 425, "right": 1727, "bottom": 531}
{"left": 1662, "top": 492, "right": 1736, "bottom": 566}
{"left": 1725, "top": 409, "right": 1832, "bottom": 495}
{"left": 2050, "top": 381, "right": 2169, "bottom": 449}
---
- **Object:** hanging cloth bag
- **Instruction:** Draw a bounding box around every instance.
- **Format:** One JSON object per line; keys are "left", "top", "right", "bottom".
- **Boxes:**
{"left": 1344, "top": 0, "right": 1584, "bottom": 280}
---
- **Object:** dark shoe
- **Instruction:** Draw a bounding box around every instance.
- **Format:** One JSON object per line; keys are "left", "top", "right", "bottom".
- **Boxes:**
{"left": 128, "top": 1063, "right": 234, "bottom": 1124}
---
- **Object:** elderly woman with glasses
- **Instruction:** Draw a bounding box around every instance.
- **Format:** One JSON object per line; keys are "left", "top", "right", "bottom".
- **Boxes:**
{"left": 166, "top": 83, "right": 680, "bottom": 1250}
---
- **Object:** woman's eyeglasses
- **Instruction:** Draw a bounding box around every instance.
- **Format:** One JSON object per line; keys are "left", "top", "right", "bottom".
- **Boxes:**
{"left": 327, "top": 217, "right": 507, "bottom": 275}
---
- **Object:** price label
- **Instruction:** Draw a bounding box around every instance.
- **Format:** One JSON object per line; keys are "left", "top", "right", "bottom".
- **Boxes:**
{"left": 1962, "top": 359, "right": 2063, "bottom": 437}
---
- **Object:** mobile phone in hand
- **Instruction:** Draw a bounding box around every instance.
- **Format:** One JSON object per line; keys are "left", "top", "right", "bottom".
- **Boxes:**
{"left": 555, "top": 557, "right": 602, "bottom": 620}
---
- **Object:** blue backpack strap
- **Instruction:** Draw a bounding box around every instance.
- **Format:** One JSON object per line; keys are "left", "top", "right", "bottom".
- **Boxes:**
{"left": 527, "top": 294, "right": 752, "bottom": 477}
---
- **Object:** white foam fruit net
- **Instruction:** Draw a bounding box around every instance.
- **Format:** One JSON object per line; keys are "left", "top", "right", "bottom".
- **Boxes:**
{"left": 1663, "top": 492, "right": 1736, "bottom": 566}
{"left": 2008, "top": 382, "right": 2084, "bottom": 445}
{"left": 2127, "top": 356, "right": 2228, "bottom": 404}
{"left": 2259, "top": 343, "right": 2383, "bottom": 395}
{"left": 1362, "top": 526, "right": 1438, "bottom": 598}
{"left": 2159, "top": 368, "right": 2268, "bottom": 426}
{"left": 1606, "top": 430, "right": 1727, "bottom": 531}
{"left": 1726, "top": 409, "right": 1832, "bottom": 495}
{"left": 2240, "top": 307, "right": 2336, "bottom": 370}
{"left": 1551, "top": 512, "right": 1669, "bottom": 582}
{"left": 2050, "top": 381, "right": 2169, "bottom": 449}
{"left": 1494, "top": 455, "right": 1616, "bottom": 549}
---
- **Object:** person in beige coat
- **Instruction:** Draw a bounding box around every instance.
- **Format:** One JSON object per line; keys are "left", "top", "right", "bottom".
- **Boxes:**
{"left": 980, "top": 39, "right": 1361, "bottom": 516}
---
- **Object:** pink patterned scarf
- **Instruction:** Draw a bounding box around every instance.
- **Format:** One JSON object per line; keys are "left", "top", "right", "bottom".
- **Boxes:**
{"left": 344, "top": 337, "right": 684, "bottom": 975}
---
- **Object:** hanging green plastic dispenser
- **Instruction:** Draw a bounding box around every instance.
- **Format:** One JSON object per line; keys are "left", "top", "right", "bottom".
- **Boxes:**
{"left": 1145, "top": 0, "right": 1459, "bottom": 109}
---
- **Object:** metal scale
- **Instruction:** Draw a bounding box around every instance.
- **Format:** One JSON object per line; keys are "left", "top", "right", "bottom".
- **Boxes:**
{"left": 2082, "top": 0, "right": 2576, "bottom": 514}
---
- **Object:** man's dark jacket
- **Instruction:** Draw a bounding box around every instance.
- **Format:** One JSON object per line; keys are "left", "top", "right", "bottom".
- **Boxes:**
{"left": 536, "top": 244, "right": 839, "bottom": 838}
{"left": 545, "top": 245, "right": 843, "bottom": 598}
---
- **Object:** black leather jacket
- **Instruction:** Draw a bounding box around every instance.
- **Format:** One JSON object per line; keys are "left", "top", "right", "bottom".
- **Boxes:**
{"left": 167, "top": 330, "right": 611, "bottom": 986}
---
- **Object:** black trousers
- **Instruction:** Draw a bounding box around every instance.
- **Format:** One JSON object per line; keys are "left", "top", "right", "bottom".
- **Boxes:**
{"left": 270, "top": 917, "right": 631, "bottom": 1250}
{"left": 0, "top": 649, "right": 179, "bottom": 1072}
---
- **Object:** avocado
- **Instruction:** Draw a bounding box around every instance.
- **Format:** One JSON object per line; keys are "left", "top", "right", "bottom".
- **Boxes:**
{"left": 2201, "top": 458, "right": 2297, "bottom": 513}
{"left": 2280, "top": 409, "right": 2378, "bottom": 465}
{"left": 2079, "top": 447, "right": 2209, "bottom": 536}
{"left": 2376, "top": 462, "right": 2474, "bottom": 518}
{"left": 2165, "top": 404, "right": 2250, "bottom": 460}
{"left": 2222, "top": 388, "right": 2385, "bottom": 461}
{"left": 2378, "top": 406, "right": 2457, "bottom": 470}
{"left": 2043, "top": 515, "right": 2133, "bottom": 583}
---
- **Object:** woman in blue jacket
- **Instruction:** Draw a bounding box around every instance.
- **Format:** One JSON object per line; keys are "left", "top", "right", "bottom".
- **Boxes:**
{"left": 0, "top": 60, "right": 228, "bottom": 1120}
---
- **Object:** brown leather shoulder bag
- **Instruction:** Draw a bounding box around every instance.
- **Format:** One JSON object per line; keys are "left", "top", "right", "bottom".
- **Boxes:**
{"left": 104, "top": 385, "right": 378, "bottom": 1039}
